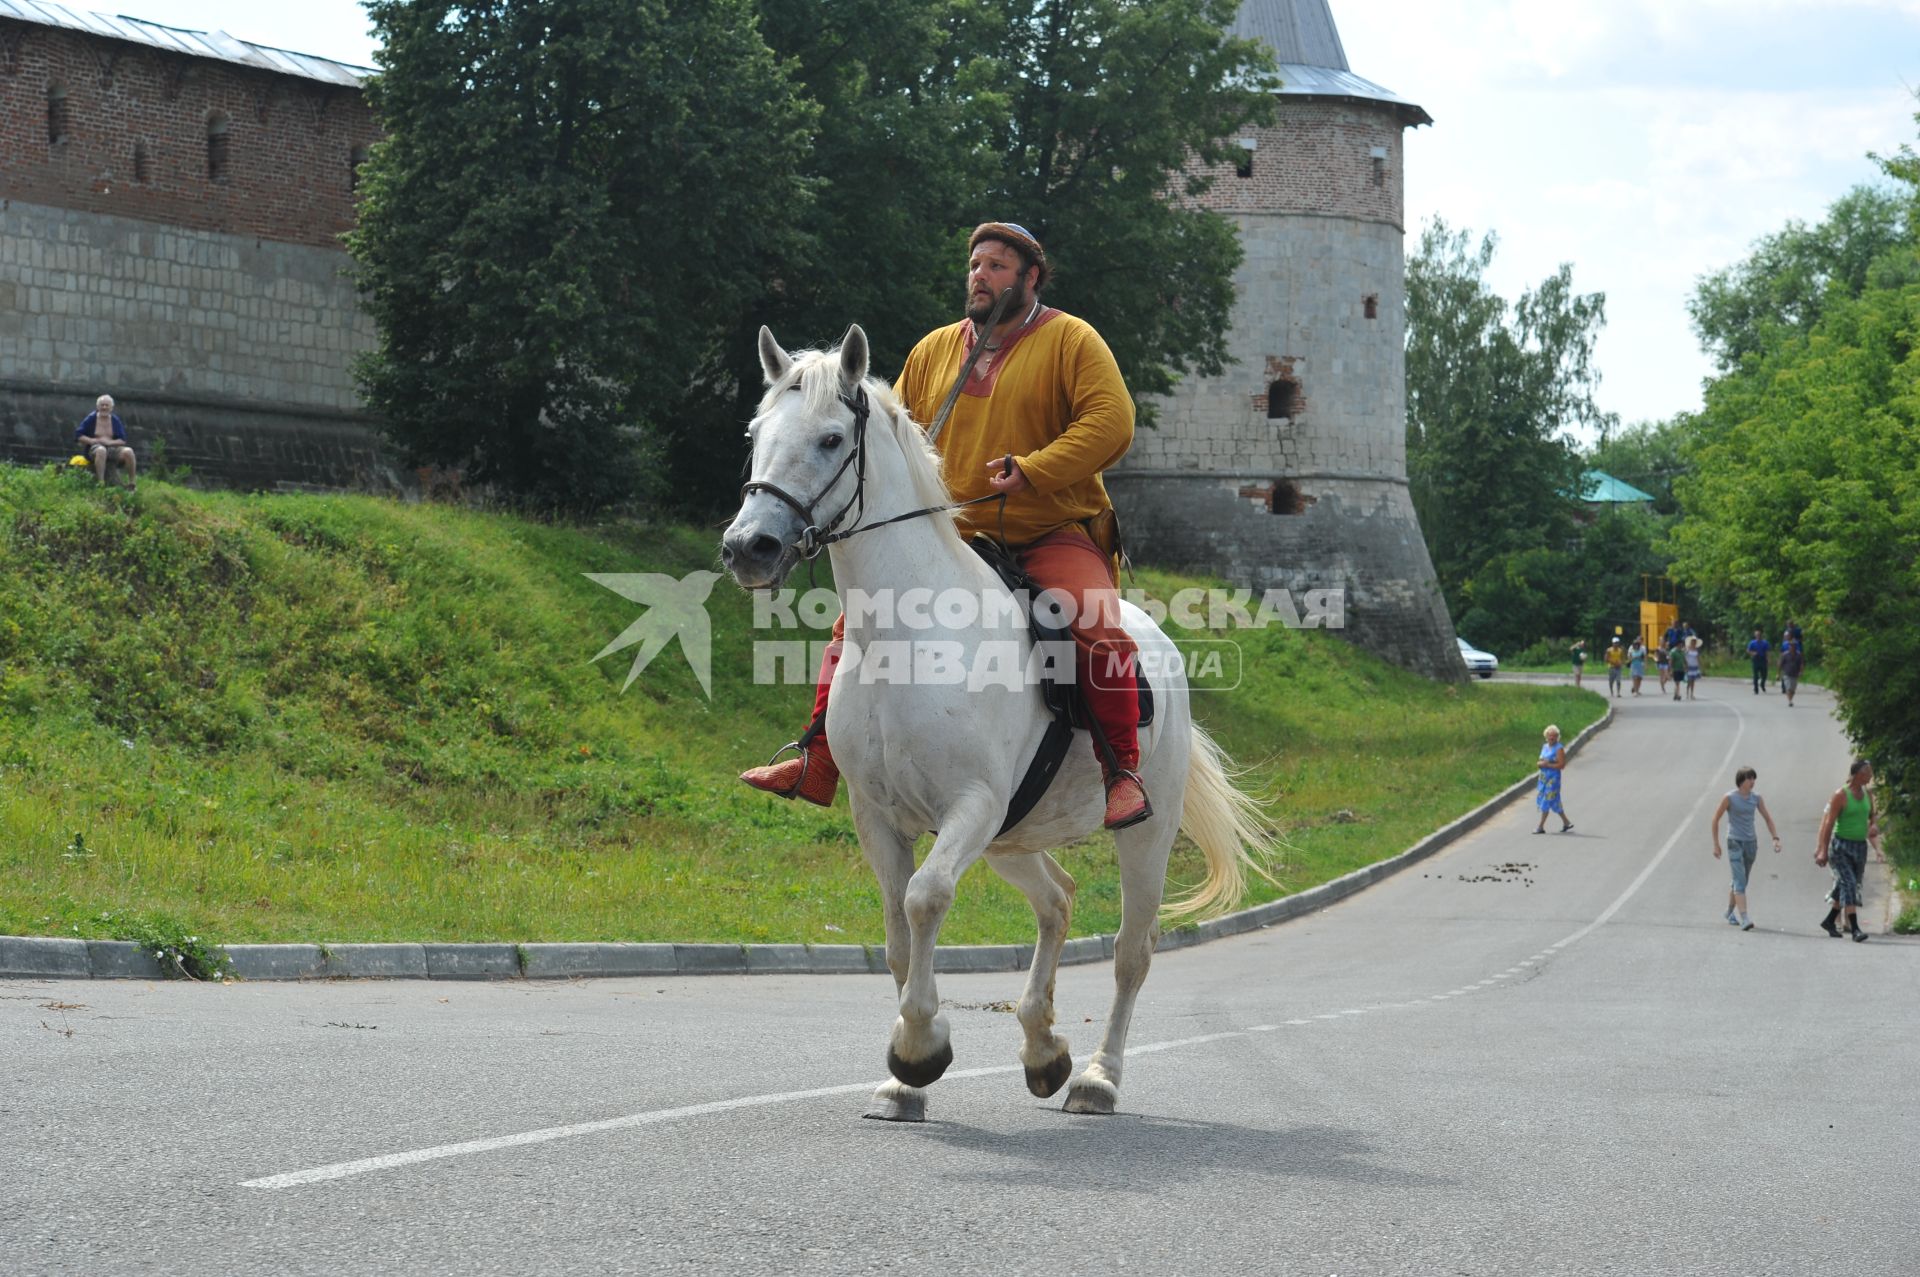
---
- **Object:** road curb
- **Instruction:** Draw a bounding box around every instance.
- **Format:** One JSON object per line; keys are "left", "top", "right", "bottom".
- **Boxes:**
{"left": 0, "top": 709, "right": 1614, "bottom": 983}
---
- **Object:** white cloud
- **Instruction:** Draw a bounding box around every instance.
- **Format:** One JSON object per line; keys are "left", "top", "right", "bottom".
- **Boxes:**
{"left": 1342, "top": 2, "right": 1920, "bottom": 424}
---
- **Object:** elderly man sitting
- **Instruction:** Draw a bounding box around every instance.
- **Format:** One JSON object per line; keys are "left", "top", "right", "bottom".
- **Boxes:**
{"left": 75, "top": 394, "right": 136, "bottom": 489}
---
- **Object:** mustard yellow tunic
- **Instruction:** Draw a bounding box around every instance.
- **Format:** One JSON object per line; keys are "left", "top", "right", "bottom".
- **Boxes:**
{"left": 894, "top": 308, "right": 1134, "bottom": 546}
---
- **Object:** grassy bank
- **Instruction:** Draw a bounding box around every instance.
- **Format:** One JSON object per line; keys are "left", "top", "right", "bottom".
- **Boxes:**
{"left": 0, "top": 466, "right": 1604, "bottom": 948}
{"left": 1887, "top": 824, "right": 1918, "bottom": 934}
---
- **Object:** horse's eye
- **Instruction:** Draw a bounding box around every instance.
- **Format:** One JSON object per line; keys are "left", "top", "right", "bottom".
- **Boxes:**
{"left": 822, "top": 433, "right": 844, "bottom": 450}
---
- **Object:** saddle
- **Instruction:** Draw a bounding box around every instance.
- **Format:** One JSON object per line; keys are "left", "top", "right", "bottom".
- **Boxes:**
{"left": 969, "top": 538, "right": 1152, "bottom": 836}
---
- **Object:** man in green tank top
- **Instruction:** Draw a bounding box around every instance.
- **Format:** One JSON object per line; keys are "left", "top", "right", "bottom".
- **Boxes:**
{"left": 1814, "top": 759, "right": 1882, "bottom": 940}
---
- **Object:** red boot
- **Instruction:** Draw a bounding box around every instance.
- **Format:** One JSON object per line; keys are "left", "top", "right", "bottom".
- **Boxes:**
{"left": 1103, "top": 769, "right": 1152, "bottom": 830}
{"left": 740, "top": 738, "right": 839, "bottom": 807}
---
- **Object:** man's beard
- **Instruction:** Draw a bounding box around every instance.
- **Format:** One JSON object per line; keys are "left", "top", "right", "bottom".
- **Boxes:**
{"left": 966, "top": 279, "right": 1029, "bottom": 324}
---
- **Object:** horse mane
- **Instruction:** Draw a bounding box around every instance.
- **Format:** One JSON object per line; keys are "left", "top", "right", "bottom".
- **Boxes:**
{"left": 756, "top": 348, "right": 959, "bottom": 536}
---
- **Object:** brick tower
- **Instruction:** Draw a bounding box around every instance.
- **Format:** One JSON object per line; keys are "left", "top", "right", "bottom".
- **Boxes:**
{"left": 1106, "top": 0, "right": 1464, "bottom": 680}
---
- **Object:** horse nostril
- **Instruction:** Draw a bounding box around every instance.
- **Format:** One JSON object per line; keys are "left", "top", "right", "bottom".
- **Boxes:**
{"left": 721, "top": 542, "right": 736, "bottom": 565}
{"left": 751, "top": 534, "right": 782, "bottom": 559}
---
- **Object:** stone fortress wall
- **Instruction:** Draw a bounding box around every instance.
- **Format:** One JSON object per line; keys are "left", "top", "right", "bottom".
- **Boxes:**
{"left": 0, "top": 14, "right": 395, "bottom": 490}
{"left": 1107, "top": 89, "right": 1464, "bottom": 680}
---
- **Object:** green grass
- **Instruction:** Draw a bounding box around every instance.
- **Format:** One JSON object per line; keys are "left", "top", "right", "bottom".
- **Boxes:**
{"left": 1886, "top": 823, "right": 1918, "bottom": 935}
{"left": 0, "top": 464, "right": 1604, "bottom": 948}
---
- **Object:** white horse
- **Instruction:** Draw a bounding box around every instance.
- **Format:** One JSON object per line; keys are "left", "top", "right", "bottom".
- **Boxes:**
{"left": 722, "top": 325, "right": 1273, "bottom": 1121}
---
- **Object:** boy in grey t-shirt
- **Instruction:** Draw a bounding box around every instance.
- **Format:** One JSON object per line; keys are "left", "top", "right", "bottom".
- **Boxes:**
{"left": 1710, "top": 766, "right": 1782, "bottom": 929}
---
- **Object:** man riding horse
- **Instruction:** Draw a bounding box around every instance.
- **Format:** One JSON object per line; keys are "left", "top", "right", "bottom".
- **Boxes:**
{"left": 740, "top": 221, "right": 1151, "bottom": 830}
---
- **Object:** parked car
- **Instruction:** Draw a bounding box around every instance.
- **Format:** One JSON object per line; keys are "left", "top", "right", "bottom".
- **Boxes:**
{"left": 1456, "top": 637, "right": 1498, "bottom": 679}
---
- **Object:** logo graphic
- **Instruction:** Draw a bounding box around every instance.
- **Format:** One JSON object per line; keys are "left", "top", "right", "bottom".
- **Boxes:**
{"left": 587, "top": 571, "right": 721, "bottom": 697}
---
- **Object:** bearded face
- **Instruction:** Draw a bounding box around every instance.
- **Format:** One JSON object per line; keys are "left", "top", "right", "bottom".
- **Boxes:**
{"left": 965, "top": 239, "right": 1036, "bottom": 323}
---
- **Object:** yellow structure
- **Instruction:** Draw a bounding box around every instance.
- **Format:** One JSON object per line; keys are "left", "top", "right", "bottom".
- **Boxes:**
{"left": 1641, "top": 575, "right": 1677, "bottom": 650}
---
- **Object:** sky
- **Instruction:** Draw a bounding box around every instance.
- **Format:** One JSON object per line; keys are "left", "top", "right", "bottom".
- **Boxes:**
{"left": 117, "top": 0, "right": 1920, "bottom": 435}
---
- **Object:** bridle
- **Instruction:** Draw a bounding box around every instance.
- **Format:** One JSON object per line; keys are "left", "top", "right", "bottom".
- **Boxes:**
{"left": 739, "top": 384, "right": 874, "bottom": 561}
{"left": 738, "top": 380, "right": 1006, "bottom": 563}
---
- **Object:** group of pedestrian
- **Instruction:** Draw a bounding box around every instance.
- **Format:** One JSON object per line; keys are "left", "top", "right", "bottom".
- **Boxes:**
{"left": 1716, "top": 758, "right": 1885, "bottom": 939}
{"left": 1540, "top": 612, "right": 1873, "bottom": 939}
{"left": 1538, "top": 737, "right": 1886, "bottom": 938}
{"left": 1597, "top": 633, "right": 1663, "bottom": 697}
{"left": 1749, "top": 620, "right": 1808, "bottom": 707}
{"left": 1582, "top": 619, "right": 1807, "bottom": 706}
{"left": 1650, "top": 620, "right": 1704, "bottom": 700}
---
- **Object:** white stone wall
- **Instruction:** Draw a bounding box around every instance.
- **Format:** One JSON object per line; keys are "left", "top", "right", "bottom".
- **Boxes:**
{"left": 0, "top": 199, "right": 373, "bottom": 412}
{"left": 1127, "top": 212, "right": 1405, "bottom": 480}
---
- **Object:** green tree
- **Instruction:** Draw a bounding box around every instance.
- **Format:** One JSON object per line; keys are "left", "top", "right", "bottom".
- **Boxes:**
{"left": 1405, "top": 219, "right": 1611, "bottom": 622}
{"left": 664, "top": 0, "right": 1280, "bottom": 513}
{"left": 1454, "top": 546, "right": 1579, "bottom": 657}
{"left": 1687, "top": 184, "right": 1907, "bottom": 374}
{"left": 659, "top": 0, "right": 1006, "bottom": 507}
{"left": 348, "top": 0, "right": 813, "bottom": 509}
{"left": 1672, "top": 110, "right": 1920, "bottom": 818}
{"left": 1569, "top": 509, "right": 1668, "bottom": 642}
{"left": 977, "top": 0, "right": 1278, "bottom": 410}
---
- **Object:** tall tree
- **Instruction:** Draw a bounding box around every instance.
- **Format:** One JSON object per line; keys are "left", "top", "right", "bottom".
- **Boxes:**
{"left": 665, "top": 0, "right": 1281, "bottom": 513}
{"left": 1687, "top": 184, "right": 1907, "bottom": 374}
{"left": 659, "top": 0, "right": 1005, "bottom": 507}
{"left": 977, "top": 0, "right": 1278, "bottom": 410}
{"left": 348, "top": 0, "right": 813, "bottom": 509}
{"left": 1672, "top": 105, "right": 1920, "bottom": 818}
{"left": 1404, "top": 219, "right": 1610, "bottom": 616}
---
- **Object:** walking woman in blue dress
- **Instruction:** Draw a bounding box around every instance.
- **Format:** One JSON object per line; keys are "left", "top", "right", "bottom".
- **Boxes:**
{"left": 1534, "top": 724, "right": 1573, "bottom": 834}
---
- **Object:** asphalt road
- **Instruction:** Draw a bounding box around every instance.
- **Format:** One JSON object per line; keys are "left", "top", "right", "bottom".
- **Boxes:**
{"left": 4, "top": 678, "right": 1914, "bottom": 1276}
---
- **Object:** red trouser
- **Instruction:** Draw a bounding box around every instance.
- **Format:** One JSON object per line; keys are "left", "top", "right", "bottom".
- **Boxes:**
{"left": 804, "top": 526, "right": 1141, "bottom": 771}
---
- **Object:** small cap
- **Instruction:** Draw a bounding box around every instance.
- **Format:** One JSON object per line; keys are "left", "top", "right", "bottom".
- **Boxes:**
{"left": 969, "top": 222, "right": 1050, "bottom": 287}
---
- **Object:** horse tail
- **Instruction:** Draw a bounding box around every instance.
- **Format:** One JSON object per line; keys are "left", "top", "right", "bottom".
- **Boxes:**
{"left": 1164, "top": 723, "right": 1280, "bottom": 921}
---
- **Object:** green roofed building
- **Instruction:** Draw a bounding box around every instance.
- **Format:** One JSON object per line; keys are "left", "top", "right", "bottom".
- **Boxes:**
{"left": 1576, "top": 470, "right": 1656, "bottom": 508}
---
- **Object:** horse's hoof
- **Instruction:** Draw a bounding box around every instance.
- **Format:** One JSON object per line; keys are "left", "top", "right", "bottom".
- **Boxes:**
{"left": 887, "top": 1040, "right": 954, "bottom": 1089}
{"left": 862, "top": 1092, "right": 928, "bottom": 1122}
{"left": 1025, "top": 1052, "right": 1073, "bottom": 1098}
{"left": 1063, "top": 1081, "right": 1117, "bottom": 1115}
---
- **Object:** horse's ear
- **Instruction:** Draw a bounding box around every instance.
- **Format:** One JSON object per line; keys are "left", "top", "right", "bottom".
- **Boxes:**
{"left": 758, "top": 326, "right": 793, "bottom": 385}
{"left": 839, "top": 324, "right": 869, "bottom": 387}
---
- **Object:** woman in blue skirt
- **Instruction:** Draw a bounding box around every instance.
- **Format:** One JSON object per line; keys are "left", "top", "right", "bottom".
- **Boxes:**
{"left": 1534, "top": 724, "right": 1573, "bottom": 834}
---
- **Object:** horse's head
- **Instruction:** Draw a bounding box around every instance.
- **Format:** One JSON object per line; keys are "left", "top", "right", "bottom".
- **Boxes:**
{"left": 722, "top": 324, "right": 874, "bottom": 590}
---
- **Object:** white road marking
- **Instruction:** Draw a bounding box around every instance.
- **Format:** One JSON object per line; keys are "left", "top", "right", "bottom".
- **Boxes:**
{"left": 241, "top": 1080, "right": 888, "bottom": 1189}
{"left": 1549, "top": 700, "right": 1745, "bottom": 952}
{"left": 245, "top": 703, "right": 1752, "bottom": 1192}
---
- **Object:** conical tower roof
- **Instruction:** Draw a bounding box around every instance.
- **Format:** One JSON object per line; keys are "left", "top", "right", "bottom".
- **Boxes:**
{"left": 1226, "top": 0, "right": 1349, "bottom": 71}
{"left": 1228, "top": 0, "right": 1430, "bottom": 126}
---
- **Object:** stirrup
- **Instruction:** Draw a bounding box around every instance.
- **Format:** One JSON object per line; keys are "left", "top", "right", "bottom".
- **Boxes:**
{"left": 741, "top": 737, "right": 838, "bottom": 807}
{"left": 757, "top": 739, "right": 813, "bottom": 797}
